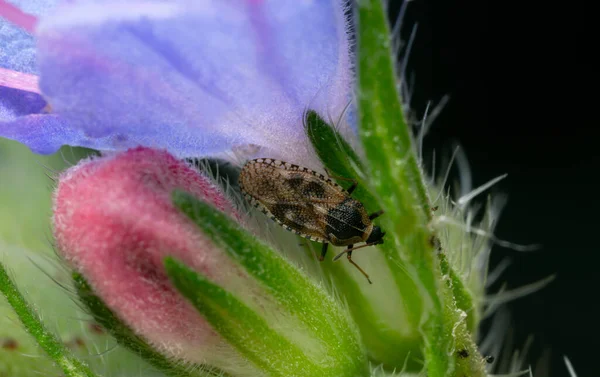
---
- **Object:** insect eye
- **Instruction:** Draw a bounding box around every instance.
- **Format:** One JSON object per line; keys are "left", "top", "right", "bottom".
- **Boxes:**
{"left": 367, "top": 226, "right": 385, "bottom": 244}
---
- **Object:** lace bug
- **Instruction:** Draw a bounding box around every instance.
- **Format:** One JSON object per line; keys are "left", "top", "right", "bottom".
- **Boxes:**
{"left": 238, "top": 158, "right": 385, "bottom": 283}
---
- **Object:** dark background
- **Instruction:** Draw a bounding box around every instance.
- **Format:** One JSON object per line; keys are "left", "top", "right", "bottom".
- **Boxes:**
{"left": 386, "top": 1, "right": 596, "bottom": 376}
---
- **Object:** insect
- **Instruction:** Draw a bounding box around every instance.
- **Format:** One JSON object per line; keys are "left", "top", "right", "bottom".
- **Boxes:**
{"left": 238, "top": 158, "right": 385, "bottom": 283}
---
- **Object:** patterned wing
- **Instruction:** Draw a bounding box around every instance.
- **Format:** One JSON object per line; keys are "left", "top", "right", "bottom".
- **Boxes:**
{"left": 239, "top": 158, "right": 348, "bottom": 242}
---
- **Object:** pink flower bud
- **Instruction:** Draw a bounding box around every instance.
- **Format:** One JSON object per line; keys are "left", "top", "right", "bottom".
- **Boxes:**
{"left": 52, "top": 147, "right": 242, "bottom": 366}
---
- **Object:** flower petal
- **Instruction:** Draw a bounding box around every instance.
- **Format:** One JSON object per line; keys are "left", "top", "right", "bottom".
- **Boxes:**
{"left": 0, "top": 0, "right": 55, "bottom": 72}
{"left": 0, "top": 88, "right": 45, "bottom": 122}
{"left": 6, "top": 0, "right": 352, "bottom": 164}
{"left": 0, "top": 2, "right": 52, "bottom": 125}
{"left": 0, "top": 67, "right": 46, "bottom": 122}
{"left": 0, "top": 114, "right": 115, "bottom": 154}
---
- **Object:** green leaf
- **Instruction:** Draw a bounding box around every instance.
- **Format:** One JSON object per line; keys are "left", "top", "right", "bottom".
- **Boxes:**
{"left": 0, "top": 261, "right": 97, "bottom": 377}
{"left": 72, "top": 273, "right": 225, "bottom": 377}
{"left": 172, "top": 191, "right": 368, "bottom": 377}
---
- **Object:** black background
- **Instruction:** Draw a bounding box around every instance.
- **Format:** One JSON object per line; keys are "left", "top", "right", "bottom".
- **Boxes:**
{"left": 386, "top": 1, "right": 596, "bottom": 376}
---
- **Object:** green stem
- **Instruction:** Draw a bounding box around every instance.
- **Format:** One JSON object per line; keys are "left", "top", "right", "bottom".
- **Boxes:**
{"left": 356, "top": 0, "right": 428, "bottom": 233}
{"left": 355, "top": 1, "right": 485, "bottom": 375}
{"left": 0, "top": 261, "right": 98, "bottom": 377}
{"left": 439, "top": 252, "right": 478, "bottom": 332}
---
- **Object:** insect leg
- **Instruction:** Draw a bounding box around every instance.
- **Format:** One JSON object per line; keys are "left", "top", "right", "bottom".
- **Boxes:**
{"left": 324, "top": 168, "right": 358, "bottom": 194}
{"left": 345, "top": 246, "right": 372, "bottom": 284}
{"left": 319, "top": 243, "right": 329, "bottom": 261}
{"left": 369, "top": 210, "right": 385, "bottom": 220}
{"left": 332, "top": 242, "right": 380, "bottom": 261}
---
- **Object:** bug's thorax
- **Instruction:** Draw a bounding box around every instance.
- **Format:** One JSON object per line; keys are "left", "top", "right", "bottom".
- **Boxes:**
{"left": 325, "top": 197, "right": 374, "bottom": 246}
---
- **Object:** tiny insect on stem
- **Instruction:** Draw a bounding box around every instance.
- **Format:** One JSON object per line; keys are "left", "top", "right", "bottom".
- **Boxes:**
{"left": 238, "top": 158, "right": 386, "bottom": 284}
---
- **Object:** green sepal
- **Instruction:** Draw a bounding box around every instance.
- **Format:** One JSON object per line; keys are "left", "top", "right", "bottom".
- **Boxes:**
{"left": 172, "top": 191, "right": 368, "bottom": 377}
{"left": 304, "top": 110, "right": 376, "bottom": 208}
{"left": 165, "top": 257, "right": 320, "bottom": 377}
{"left": 0, "top": 261, "right": 97, "bottom": 377}
{"left": 304, "top": 110, "right": 425, "bottom": 367}
{"left": 72, "top": 273, "right": 225, "bottom": 377}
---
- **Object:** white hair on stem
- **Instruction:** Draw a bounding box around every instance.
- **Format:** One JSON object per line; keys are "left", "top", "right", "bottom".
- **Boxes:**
{"left": 482, "top": 275, "right": 556, "bottom": 319}
{"left": 563, "top": 356, "right": 578, "bottom": 377}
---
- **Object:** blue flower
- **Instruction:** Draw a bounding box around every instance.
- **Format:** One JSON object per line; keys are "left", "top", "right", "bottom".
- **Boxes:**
{"left": 0, "top": 0, "right": 353, "bottom": 165}
{"left": 0, "top": 2, "right": 516, "bottom": 377}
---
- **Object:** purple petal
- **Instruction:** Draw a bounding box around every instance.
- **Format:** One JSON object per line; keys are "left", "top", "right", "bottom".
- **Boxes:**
{"left": 0, "top": 1, "right": 54, "bottom": 125}
{"left": 1, "top": 114, "right": 77, "bottom": 154}
{"left": 0, "top": 0, "right": 56, "bottom": 73}
{"left": 3, "top": 0, "right": 353, "bottom": 163}
{"left": 1, "top": 112, "right": 170, "bottom": 155}
{"left": 0, "top": 67, "right": 46, "bottom": 122}
{"left": 3, "top": 0, "right": 55, "bottom": 17}
{"left": 0, "top": 86, "right": 46, "bottom": 121}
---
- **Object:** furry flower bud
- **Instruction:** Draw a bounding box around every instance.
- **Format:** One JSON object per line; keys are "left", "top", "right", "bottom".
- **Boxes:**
{"left": 52, "top": 146, "right": 367, "bottom": 377}
{"left": 52, "top": 147, "right": 245, "bottom": 369}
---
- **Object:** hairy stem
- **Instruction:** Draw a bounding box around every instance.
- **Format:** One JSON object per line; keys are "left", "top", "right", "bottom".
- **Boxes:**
{"left": 0, "top": 261, "right": 98, "bottom": 377}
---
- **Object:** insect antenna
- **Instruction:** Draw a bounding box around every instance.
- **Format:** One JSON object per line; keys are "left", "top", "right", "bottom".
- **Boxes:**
{"left": 324, "top": 167, "right": 358, "bottom": 194}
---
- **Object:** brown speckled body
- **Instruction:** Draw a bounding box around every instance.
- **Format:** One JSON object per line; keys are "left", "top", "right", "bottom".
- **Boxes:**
{"left": 238, "top": 158, "right": 373, "bottom": 245}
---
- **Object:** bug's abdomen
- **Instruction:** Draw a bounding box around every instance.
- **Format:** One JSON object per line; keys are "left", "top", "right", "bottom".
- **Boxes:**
{"left": 325, "top": 198, "right": 371, "bottom": 246}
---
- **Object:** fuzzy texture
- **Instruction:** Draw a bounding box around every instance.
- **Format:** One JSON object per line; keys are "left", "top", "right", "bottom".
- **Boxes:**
{"left": 0, "top": 80, "right": 45, "bottom": 121}
{"left": 0, "top": 0, "right": 54, "bottom": 73}
{"left": 52, "top": 146, "right": 244, "bottom": 366}
{"left": 0, "top": 1, "right": 48, "bottom": 121}
{"left": 0, "top": 0, "right": 353, "bottom": 168}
